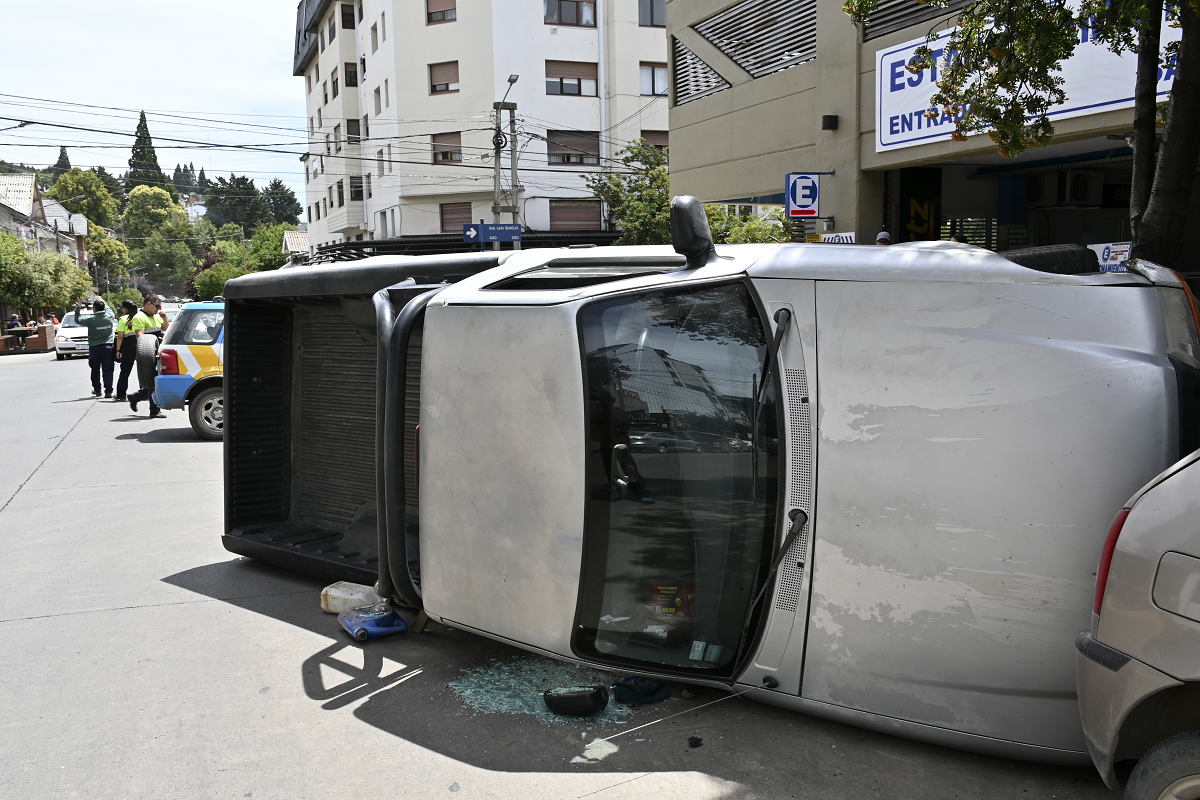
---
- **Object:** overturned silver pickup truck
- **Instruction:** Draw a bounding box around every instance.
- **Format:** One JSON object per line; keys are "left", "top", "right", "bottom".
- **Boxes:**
{"left": 222, "top": 198, "right": 1200, "bottom": 766}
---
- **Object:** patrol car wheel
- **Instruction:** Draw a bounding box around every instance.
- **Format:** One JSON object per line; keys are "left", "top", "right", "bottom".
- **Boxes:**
{"left": 135, "top": 334, "right": 159, "bottom": 388}
{"left": 1125, "top": 730, "right": 1200, "bottom": 800}
{"left": 189, "top": 386, "right": 224, "bottom": 441}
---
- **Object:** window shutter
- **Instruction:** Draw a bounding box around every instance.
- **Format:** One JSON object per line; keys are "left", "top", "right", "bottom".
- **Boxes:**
{"left": 430, "top": 61, "right": 459, "bottom": 85}
{"left": 671, "top": 38, "right": 730, "bottom": 105}
{"left": 641, "top": 130, "right": 669, "bottom": 148}
{"left": 441, "top": 202, "right": 472, "bottom": 232}
{"left": 545, "top": 60, "right": 598, "bottom": 80}
{"left": 428, "top": 0, "right": 456, "bottom": 11}
{"left": 863, "top": 0, "right": 968, "bottom": 41}
{"left": 546, "top": 130, "right": 600, "bottom": 156}
{"left": 693, "top": 0, "right": 817, "bottom": 79}
{"left": 549, "top": 200, "right": 602, "bottom": 230}
{"left": 432, "top": 132, "right": 462, "bottom": 149}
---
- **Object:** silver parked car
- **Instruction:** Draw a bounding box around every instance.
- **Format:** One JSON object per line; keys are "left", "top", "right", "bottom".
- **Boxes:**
{"left": 1078, "top": 449, "right": 1200, "bottom": 798}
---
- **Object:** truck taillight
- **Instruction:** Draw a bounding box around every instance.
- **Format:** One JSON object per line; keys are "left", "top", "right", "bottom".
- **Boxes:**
{"left": 159, "top": 348, "right": 179, "bottom": 375}
{"left": 1093, "top": 508, "right": 1131, "bottom": 615}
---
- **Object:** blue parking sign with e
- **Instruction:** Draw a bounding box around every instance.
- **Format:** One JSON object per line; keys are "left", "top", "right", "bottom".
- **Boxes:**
{"left": 787, "top": 173, "right": 820, "bottom": 218}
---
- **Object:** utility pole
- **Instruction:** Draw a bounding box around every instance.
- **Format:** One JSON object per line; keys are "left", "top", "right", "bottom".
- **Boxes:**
{"left": 241, "top": 226, "right": 247, "bottom": 270}
{"left": 508, "top": 106, "right": 521, "bottom": 250}
{"left": 492, "top": 74, "right": 520, "bottom": 252}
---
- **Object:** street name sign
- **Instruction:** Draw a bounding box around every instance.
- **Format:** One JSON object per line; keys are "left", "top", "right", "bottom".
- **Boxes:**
{"left": 463, "top": 223, "right": 523, "bottom": 242}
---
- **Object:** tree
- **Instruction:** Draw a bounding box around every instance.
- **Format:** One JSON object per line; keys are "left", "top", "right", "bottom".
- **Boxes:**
{"left": 46, "top": 168, "right": 120, "bottom": 229}
{"left": 705, "top": 206, "right": 791, "bottom": 244}
{"left": 203, "top": 174, "right": 273, "bottom": 229}
{"left": 197, "top": 167, "right": 209, "bottom": 196}
{"left": 125, "top": 111, "right": 178, "bottom": 201}
{"left": 91, "top": 166, "right": 127, "bottom": 211}
{"left": 47, "top": 147, "right": 72, "bottom": 184}
{"left": 843, "top": 0, "right": 1200, "bottom": 271}
{"left": 584, "top": 139, "right": 671, "bottom": 245}
{"left": 247, "top": 222, "right": 299, "bottom": 271}
{"left": 192, "top": 262, "right": 244, "bottom": 301}
{"left": 262, "top": 178, "right": 303, "bottom": 224}
{"left": 132, "top": 233, "right": 195, "bottom": 284}
{"left": 122, "top": 185, "right": 185, "bottom": 242}
{"left": 88, "top": 228, "right": 132, "bottom": 283}
{"left": 0, "top": 236, "right": 92, "bottom": 313}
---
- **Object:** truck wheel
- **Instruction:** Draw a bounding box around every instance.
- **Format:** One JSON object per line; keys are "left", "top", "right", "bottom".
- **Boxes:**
{"left": 135, "top": 335, "right": 159, "bottom": 388}
{"left": 1125, "top": 729, "right": 1200, "bottom": 800}
{"left": 189, "top": 387, "right": 224, "bottom": 441}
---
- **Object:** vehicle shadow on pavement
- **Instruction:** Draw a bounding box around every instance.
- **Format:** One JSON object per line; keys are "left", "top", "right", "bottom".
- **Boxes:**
{"left": 163, "top": 558, "right": 1118, "bottom": 799}
{"left": 115, "top": 428, "right": 211, "bottom": 444}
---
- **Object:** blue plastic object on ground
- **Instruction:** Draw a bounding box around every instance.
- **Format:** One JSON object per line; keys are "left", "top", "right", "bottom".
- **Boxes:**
{"left": 337, "top": 603, "right": 408, "bottom": 641}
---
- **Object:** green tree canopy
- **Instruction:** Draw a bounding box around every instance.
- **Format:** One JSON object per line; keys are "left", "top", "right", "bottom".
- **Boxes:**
{"left": 90, "top": 166, "right": 127, "bottom": 212}
{"left": 47, "top": 147, "right": 72, "bottom": 184}
{"left": 842, "top": 0, "right": 1200, "bottom": 269}
{"left": 705, "top": 206, "right": 791, "bottom": 244}
{"left": 46, "top": 168, "right": 120, "bottom": 229}
{"left": 246, "top": 222, "right": 299, "bottom": 271}
{"left": 203, "top": 174, "right": 273, "bottom": 229}
{"left": 132, "top": 234, "right": 195, "bottom": 284}
{"left": 584, "top": 139, "right": 670, "bottom": 245}
{"left": 0, "top": 236, "right": 92, "bottom": 312}
{"left": 122, "top": 185, "right": 186, "bottom": 242}
{"left": 192, "top": 261, "right": 244, "bottom": 301}
{"left": 88, "top": 227, "right": 132, "bottom": 283}
{"left": 263, "top": 178, "right": 303, "bottom": 225}
{"left": 125, "top": 111, "right": 178, "bottom": 201}
{"left": 197, "top": 167, "right": 209, "bottom": 196}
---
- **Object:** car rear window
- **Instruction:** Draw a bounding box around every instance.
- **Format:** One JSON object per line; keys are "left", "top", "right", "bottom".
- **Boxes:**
{"left": 164, "top": 309, "right": 224, "bottom": 345}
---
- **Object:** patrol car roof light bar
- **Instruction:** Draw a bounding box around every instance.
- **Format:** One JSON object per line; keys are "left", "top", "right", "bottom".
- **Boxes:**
{"left": 670, "top": 195, "right": 718, "bottom": 269}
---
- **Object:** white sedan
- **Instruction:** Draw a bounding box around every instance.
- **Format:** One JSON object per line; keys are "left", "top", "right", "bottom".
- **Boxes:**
{"left": 54, "top": 313, "right": 90, "bottom": 360}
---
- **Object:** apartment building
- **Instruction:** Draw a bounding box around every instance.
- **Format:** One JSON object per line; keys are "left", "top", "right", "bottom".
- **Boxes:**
{"left": 293, "top": 0, "right": 669, "bottom": 250}
{"left": 667, "top": 0, "right": 1200, "bottom": 269}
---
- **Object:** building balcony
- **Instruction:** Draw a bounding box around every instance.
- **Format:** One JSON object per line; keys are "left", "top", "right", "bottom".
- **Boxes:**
{"left": 325, "top": 199, "right": 365, "bottom": 235}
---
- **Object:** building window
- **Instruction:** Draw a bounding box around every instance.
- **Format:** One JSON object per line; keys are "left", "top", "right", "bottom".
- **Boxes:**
{"left": 306, "top": 73, "right": 312, "bottom": 93}
{"left": 308, "top": 117, "right": 314, "bottom": 136}
{"left": 641, "top": 129, "right": 669, "bottom": 149}
{"left": 344, "top": 62, "right": 358, "bottom": 87}
{"left": 377, "top": 149, "right": 385, "bottom": 176}
{"left": 428, "top": 0, "right": 456, "bottom": 23}
{"left": 371, "top": 23, "right": 379, "bottom": 52}
{"left": 325, "top": 133, "right": 331, "bottom": 155}
{"left": 545, "top": 61, "right": 598, "bottom": 96}
{"left": 373, "top": 87, "right": 381, "bottom": 115}
{"left": 305, "top": 164, "right": 310, "bottom": 183}
{"left": 317, "top": 108, "right": 322, "bottom": 128}
{"left": 347, "top": 118, "right": 361, "bottom": 143}
{"left": 546, "top": 130, "right": 600, "bottom": 165}
{"left": 386, "top": 144, "right": 393, "bottom": 172}
{"left": 323, "top": 82, "right": 329, "bottom": 105}
{"left": 360, "top": 56, "right": 366, "bottom": 78}
{"left": 381, "top": 12, "right": 386, "bottom": 40}
{"left": 640, "top": 63, "right": 668, "bottom": 96}
{"left": 319, "top": 29, "right": 325, "bottom": 52}
{"left": 638, "top": 0, "right": 666, "bottom": 26}
{"left": 362, "top": 114, "right": 370, "bottom": 139}
{"left": 322, "top": 198, "right": 327, "bottom": 217}
{"left": 341, "top": 2, "right": 355, "bottom": 28}
{"left": 430, "top": 61, "right": 460, "bottom": 94}
{"left": 384, "top": 79, "right": 390, "bottom": 107}
{"left": 328, "top": 17, "right": 336, "bottom": 43}
{"left": 334, "top": 123, "right": 342, "bottom": 152}
{"left": 349, "top": 175, "right": 364, "bottom": 201}
{"left": 545, "top": 0, "right": 595, "bottom": 26}
{"left": 432, "top": 132, "right": 463, "bottom": 162}
{"left": 336, "top": 180, "right": 345, "bottom": 207}
{"left": 365, "top": 172, "right": 372, "bottom": 199}
{"left": 332, "top": 67, "right": 340, "bottom": 98}
{"left": 358, "top": 0, "right": 363, "bottom": 22}
{"left": 441, "top": 202, "right": 472, "bottom": 232}
{"left": 389, "top": 208, "right": 396, "bottom": 234}
{"left": 549, "top": 199, "right": 602, "bottom": 230}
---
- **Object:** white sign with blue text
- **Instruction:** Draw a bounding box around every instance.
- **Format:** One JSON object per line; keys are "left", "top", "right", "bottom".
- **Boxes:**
{"left": 786, "top": 173, "right": 820, "bottom": 218}
{"left": 876, "top": 17, "right": 1180, "bottom": 152}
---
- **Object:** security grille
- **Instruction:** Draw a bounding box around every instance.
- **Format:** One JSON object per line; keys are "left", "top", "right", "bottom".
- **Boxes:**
{"left": 862, "top": 0, "right": 968, "bottom": 41}
{"left": 671, "top": 37, "right": 731, "bottom": 105}
{"left": 693, "top": 0, "right": 816, "bottom": 79}
{"left": 775, "top": 367, "right": 813, "bottom": 613}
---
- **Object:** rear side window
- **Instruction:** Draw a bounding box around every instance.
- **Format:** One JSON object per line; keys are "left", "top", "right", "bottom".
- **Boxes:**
{"left": 165, "top": 310, "right": 224, "bottom": 345}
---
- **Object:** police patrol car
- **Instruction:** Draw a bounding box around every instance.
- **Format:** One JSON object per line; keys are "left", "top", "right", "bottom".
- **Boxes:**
{"left": 154, "top": 300, "right": 224, "bottom": 440}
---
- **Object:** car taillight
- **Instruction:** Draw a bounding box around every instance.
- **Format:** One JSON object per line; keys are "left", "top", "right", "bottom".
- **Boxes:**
{"left": 159, "top": 348, "right": 179, "bottom": 375}
{"left": 1093, "top": 507, "right": 1131, "bottom": 615}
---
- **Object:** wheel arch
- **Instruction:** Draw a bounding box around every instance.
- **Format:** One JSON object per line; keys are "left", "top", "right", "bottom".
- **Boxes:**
{"left": 1116, "top": 682, "right": 1200, "bottom": 764}
{"left": 184, "top": 375, "right": 223, "bottom": 405}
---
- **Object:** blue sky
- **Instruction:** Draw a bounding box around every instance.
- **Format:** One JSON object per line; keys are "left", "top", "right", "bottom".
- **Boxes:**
{"left": 0, "top": 0, "right": 306, "bottom": 198}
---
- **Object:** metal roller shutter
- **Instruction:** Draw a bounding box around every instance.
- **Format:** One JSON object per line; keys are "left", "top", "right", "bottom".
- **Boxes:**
{"left": 545, "top": 60, "right": 598, "bottom": 80}
{"left": 428, "top": 0, "right": 456, "bottom": 12}
{"left": 550, "top": 200, "right": 602, "bottom": 230}
{"left": 441, "top": 202, "right": 472, "bottom": 232}
{"left": 430, "top": 61, "right": 459, "bottom": 85}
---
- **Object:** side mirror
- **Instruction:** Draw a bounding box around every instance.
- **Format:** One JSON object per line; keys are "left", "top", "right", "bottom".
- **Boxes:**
{"left": 670, "top": 195, "right": 717, "bottom": 269}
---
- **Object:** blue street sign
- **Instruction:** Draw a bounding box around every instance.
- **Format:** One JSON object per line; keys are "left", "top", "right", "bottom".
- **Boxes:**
{"left": 786, "top": 173, "right": 820, "bottom": 218}
{"left": 463, "top": 223, "right": 523, "bottom": 242}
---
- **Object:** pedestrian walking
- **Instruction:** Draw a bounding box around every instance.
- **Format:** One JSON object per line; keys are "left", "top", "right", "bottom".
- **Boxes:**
{"left": 73, "top": 297, "right": 116, "bottom": 398}
{"left": 113, "top": 300, "right": 139, "bottom": 401}
{"left": 125, "top": 295, "right": 169, "bottom": 419}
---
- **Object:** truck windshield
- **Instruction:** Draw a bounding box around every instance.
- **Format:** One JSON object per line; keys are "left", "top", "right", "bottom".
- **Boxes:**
{"left": 575, "top": 282, "right": 779, "bottom": 677}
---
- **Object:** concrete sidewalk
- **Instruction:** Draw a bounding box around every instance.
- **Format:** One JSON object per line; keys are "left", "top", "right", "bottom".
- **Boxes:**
{"left": 0, "top": 352, "right": 1118, "bottom": 799}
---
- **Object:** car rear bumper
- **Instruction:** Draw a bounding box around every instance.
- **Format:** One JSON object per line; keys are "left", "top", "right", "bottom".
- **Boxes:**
{"left": 154, "top": 374, "right": 193, "bottom": 410}
{"left": 1075, "top": 630, "right": 1182, "bottom": 788}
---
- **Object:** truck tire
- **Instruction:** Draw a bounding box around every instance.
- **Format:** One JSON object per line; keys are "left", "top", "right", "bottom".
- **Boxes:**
{"left": 1002, "top": 243, "right": 1100, "bottom": 275}
{"left": 136, "top": 334, "right": 159, "bottom": 388}
{"left": 188, "top": 386, "right": 224, "bottom": 441}
{"left": 1124, "top": 729, "right": 1200, "bottom": 800}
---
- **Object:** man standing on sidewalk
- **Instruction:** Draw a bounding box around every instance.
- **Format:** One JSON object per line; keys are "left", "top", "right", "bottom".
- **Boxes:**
{"left": 126, "top": 295, "right": 169, "bottom": 419}
{"left": 74, "top": 297, "right": 116, "bottom": 398}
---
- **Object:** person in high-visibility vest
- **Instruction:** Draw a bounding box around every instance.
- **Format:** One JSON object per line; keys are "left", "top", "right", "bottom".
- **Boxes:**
{"left": 126, "top": 295, "right": 169, "bottom": 419}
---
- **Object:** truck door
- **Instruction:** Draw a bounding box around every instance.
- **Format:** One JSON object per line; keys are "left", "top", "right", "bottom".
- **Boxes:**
{"left": 571, "top": 280, "right": 785, "bottom": 679}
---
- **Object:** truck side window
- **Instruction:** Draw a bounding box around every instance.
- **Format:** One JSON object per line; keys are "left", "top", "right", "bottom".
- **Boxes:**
{"left": 574, "top": 282, "right": 780, "bottom": 676}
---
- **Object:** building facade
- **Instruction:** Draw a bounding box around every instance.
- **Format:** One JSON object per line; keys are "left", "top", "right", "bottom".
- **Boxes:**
{"left": 667, "top": 0, "right": 1199, "bottom": 269}
{"left": 293, "top": 0, "right": 670, "bottom": 252}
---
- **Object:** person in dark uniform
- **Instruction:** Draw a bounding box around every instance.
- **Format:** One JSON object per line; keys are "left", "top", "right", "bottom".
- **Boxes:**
{"left": 113, "top": 299, "right": 139, "bottom": 401}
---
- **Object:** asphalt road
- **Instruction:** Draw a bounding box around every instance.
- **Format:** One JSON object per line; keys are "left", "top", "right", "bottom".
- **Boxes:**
{"left": 0, "top": 351, "right": 1120, "bottom": 800}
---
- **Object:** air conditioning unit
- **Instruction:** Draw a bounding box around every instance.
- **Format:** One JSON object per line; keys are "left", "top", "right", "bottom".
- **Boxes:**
{"left": 1027, "top": 171, "right": 1060, "bottom": 207}
{"left": 1065, "top": 170, "right": 1104, "bottom": 206}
